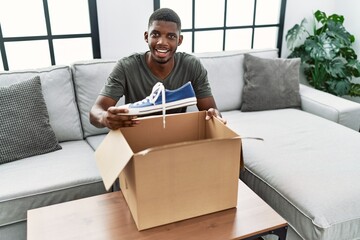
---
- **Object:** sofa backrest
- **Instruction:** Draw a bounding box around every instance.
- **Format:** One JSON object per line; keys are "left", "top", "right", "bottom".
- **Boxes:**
{"left": 71, "top": 59, "right": 124, "bottom": 138}
{"left": 193, "top": 48, "right": 279, "bottom": 112}
{"left": 71, "top": 49, "right": 279, "bottom": 137}
{"left": 0, "top": 66, "right": 83, "bottom": 142}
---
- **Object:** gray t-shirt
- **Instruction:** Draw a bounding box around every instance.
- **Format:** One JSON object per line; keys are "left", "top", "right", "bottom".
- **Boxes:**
{"left": 100, "top": 52, "right": 212, "bottom": 113}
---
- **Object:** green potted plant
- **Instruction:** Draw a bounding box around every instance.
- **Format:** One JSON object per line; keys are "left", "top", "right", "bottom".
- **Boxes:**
{"left": 286, "top": 10, "right": 360, "bottom": 96}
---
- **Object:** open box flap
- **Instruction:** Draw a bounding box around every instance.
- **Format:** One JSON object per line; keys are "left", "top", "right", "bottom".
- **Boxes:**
{"left": 95, "top": 129, "right": 133, "bottom": 191}
{"left": 135, "top": 135, "right": 241, "bottom": 156}
{"left": 134, "top": 116, "right": 241, "bottom": 155}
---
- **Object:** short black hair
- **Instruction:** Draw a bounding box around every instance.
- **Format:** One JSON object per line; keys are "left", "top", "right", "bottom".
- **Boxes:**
{"left": 148, "top": 8, "right": 181, "bottom": 31}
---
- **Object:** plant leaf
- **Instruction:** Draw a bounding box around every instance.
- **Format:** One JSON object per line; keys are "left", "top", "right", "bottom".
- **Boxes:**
{"left": 327, "top": 20, "right": 352, "bottom": 45}
{"left": 340, "top": 47, "right": 357, "bottom": 60}
{"left": 314, "top": 10, "right": 327, "bottom": 24}
{"left": 328, "top": 13, "right": 344, "bottom": 24}
{"left": 326, "top": 57, "right": 346, "bottom": 78}
{"left": 288, "top": 45, "right": 312, "bottom": 63}
{"left": 327, "top": 79, "right": 351, "bottom": 96}
{"left": 286, "top": 19, "right": 308, "bottom": 50}
{"left": 347, "top": 59, "right": 360, "bottom": 77}
{"left": 305, "top": 34, "right": 337, "bottom": 60}
{"left": 349, "top": 83, "right": 360, "bottom": 96}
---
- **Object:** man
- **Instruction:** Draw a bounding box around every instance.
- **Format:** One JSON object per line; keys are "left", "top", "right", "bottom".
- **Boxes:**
{"left": 90, "top": 8, "right": 225, "bottom": 129}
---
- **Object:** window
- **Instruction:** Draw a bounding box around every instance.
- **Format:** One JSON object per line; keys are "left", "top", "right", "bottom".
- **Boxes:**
{"left": 154, "top": 0, "right": 287, "bottom": 55}
{"left": 0, "top": 0, "right": 100, "bottom": 71}
{"left": 0, "top": 50, "right": 3, "bottom": 71}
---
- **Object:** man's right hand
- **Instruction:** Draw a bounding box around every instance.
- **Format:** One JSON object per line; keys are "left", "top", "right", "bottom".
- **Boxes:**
{"left": 101, "top": 107, "right": 140, "bottom": 129}
{"left": 90, "top": 96, "right": 140, "bottom": 130}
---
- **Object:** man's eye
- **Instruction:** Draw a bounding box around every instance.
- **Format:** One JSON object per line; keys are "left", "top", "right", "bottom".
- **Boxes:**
{"left": 151, "top": 33, "right": 159, "bottom": 37}
{"left": 168, "top": 35, "right": 177, "bottom": 39}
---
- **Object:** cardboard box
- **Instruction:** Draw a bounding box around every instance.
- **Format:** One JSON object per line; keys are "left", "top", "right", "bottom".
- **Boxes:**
{"left": 95, "top": 111, "right": 241, "bottom": 230}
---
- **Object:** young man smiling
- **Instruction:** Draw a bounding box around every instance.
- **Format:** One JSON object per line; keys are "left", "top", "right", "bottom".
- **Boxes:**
{"left": 90, "top": 8, "right": 225, "bottom": 129}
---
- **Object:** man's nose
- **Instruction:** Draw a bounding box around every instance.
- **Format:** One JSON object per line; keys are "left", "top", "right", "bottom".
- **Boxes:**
{"left": 157, "top": 36, "right": 167, "bottom": 45}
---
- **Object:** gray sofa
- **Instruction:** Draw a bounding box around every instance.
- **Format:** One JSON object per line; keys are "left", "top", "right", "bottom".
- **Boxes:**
{"left": 194, "top": 49, "right": 360, "bottom": 240}
{"left": 0, "top": 63, "right": 115, "bottom": 239}
{"left": 1, "top": 48, "right": 360, "bottom": 240}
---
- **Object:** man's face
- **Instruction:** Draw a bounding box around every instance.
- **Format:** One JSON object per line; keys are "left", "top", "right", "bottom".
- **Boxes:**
{"left": 145, "top": 20, "right": 183, "bottom": 64}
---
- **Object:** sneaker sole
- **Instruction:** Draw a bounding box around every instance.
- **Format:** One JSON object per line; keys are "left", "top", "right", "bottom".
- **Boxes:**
{"left": 121, "top": 97, "right": 197, "bottom": 116}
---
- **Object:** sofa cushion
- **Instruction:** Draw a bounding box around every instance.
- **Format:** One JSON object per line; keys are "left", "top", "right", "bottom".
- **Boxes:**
{"left": 193, "top": 49, "right": 279, "bottom": 112}
{"left": 86, "top": 134, "right": 106, "bottom": 150}
{"left": 241, "top": 54, "right": 301, "bottom": 111}
{"left": 71, "top": 60, "right": 126, "bottom": 138}
{"left": 0, "top": 221, "right": 26, "bottom": 240}
{"left": 300, "top": 84, "right": 360, "bottom": 131}
{"left": 223, "top": 109, "right": 360, "bottom": 240}
{"left": 0, "top": 140, "right": 106, "bottom": 228}
{"left": 0, "top": 76, "right": 61, "bottom": 164}
{"left": 0, "top": 66, "right": 83, "bottom": 142}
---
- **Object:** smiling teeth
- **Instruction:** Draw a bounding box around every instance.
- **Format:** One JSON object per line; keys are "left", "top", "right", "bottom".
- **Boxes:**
{"left": 157, "top": 49, "right": 168, "bottom": 53}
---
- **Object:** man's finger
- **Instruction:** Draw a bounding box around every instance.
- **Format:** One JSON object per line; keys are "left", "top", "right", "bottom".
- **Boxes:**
{"left": 108, "top": 106, "right": 129, "bottom": 114}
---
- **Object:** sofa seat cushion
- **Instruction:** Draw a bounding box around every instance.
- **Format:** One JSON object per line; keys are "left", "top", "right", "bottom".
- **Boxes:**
{"left": 86, "top": 134, "right": 107, "bottom": 150}
{"left": 0, "top": 66, "right": 83, "bottom": 142}
{"left": 223, "top": 109, "right": 360, "bottom": 240}
{"left": 0, "top": 140, "right": 106, "bottom": 227}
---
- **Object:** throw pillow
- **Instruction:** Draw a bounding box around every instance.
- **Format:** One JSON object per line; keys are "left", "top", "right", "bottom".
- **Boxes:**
{"left": 241, "top": 54, "right": 301, "bottom": 111}
{"left": 0, "top": 76, "right": 62, "bottom": 164}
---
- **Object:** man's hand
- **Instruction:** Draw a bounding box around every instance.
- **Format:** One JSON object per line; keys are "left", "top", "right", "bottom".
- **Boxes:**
{"left": 196, "top": 97, "right": 226, "bottom": 124}
{"left": 90, "top": 96, "right": 141, "bottom": 130}
{"left": 101, "top": 107, "right": 140, "bottom": 130}
{"left": 205, "top": 108, "right": 227, "bottom": 124}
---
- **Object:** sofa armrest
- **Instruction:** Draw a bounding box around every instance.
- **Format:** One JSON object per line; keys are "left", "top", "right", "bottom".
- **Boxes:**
{"left": 300, "top": 84, "right": 360, "bottom": 131}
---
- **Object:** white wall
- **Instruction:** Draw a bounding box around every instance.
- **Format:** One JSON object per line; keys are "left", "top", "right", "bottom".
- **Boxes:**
{"left": 97, "top": 0, "right": 153, "bottom": 59}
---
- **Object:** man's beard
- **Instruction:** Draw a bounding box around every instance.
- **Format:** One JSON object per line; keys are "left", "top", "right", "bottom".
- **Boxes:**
{"left": 155, "top": 57, "right": 171, "bottom": 64}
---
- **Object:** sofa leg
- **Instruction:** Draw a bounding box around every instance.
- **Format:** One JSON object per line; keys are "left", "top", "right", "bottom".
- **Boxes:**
{"left": 241, "top": 225, "right": 287, "bottom": 240}
{"left": 272, "top": 226, "right": 288, "bottom": 240}
{"left": 111, "top": 178, "right": 120, "bottom": 192}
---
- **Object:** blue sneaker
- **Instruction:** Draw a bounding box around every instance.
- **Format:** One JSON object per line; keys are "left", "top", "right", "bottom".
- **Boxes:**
{"left": 120, "top": 81, "right": 197, "bottom": 116}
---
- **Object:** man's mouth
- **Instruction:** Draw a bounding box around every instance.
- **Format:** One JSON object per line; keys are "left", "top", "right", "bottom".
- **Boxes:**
{"left": 156, "top": 49, "right": 169, "bottom": 57}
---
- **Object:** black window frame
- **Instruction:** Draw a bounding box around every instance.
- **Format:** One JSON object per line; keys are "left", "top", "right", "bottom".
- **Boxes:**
{"left": 0, "top": 0, "right": 101, "bottom": 71}
{"left": 153, "top": 0, "right": 287, "bottom": 56}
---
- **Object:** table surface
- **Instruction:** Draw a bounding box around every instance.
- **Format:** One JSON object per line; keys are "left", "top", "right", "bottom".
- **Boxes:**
{"left": 27, "top": 180, "right": 287, "bottom": 240}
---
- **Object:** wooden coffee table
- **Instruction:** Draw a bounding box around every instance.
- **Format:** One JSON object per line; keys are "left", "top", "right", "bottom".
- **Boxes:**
{"left": 27, "top": 180, "right": 287, "bottom": 240}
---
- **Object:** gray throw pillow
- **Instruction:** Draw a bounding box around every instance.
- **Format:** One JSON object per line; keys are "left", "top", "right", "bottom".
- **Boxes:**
{"left": 0, "top": 76, "right": 61, "bottom": 164}
{"left": 241, "top": 54, "right": 301, "bottom": 111}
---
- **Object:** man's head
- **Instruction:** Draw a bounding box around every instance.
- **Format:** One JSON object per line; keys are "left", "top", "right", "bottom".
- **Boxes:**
{"left": 148, "top": 8, "right": 181, "bottom": 33}
{"left": 145, "top": 8, "right": 183, "bottom": 65}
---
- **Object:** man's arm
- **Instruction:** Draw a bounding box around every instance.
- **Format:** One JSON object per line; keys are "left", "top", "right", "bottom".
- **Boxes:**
{"left": 90, "top": 95, "right": 139, "bottom": 130}
{"left": 197, "top": 96, "right": 227, "bottom": 124}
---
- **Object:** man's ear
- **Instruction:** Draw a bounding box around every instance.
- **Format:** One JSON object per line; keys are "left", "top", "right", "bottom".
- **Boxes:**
{"left": 178, "top": 34, "right": 183, "bottom": 46}
{"left": 144, "top": 31, "right": 148, "bottom": 43}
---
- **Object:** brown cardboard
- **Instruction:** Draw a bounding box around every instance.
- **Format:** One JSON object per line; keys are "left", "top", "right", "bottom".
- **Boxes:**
{"left": 95, "top": 111, "right": 241, "bottom": 230}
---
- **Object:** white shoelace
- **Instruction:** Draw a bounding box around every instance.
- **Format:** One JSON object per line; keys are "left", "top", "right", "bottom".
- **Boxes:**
{"left": 134, "top": 82, "right": 166, "bottom": 128}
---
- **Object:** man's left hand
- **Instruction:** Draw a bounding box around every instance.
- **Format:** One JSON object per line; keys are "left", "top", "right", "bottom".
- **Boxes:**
{"left": 205, "top": 108, "right": 227, "bottom": 124}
